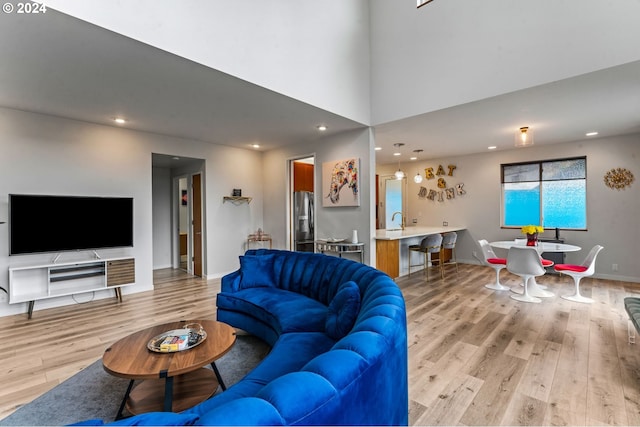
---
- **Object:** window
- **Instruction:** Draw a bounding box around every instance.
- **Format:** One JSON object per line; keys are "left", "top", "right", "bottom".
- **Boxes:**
{"left": 501, "top": 157, "right": 586, "bottom": 230}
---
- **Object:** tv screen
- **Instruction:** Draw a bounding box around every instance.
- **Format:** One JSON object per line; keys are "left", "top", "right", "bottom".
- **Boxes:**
{"left": 9, "top": 194, "right": 134, "bottom": 255}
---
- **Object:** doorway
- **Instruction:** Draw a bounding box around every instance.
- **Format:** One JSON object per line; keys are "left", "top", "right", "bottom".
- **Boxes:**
{"left": 290, "top": 156, "right": 315, "bottom": 252}
{"left": 192, "top": 173, "right": 203, "bottom": 277}
{"left": 151, "top": 153, "right": 205, "bottom": 278}
{"left": 377, "top": 175, "right": 406, "bottom": 229}
{"left": 178, "top": 177, "right": 188, "bottom": 270}
{"left": 173, "top": 172, "right": 203, "bottom": 276}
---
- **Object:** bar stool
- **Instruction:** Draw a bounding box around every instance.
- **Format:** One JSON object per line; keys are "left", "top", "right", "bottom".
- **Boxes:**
{"left": 408, "top": 234, "right": 443, "bottom": 280}
{"left": 440, "top": 232, "right": 458, "bottom": 276}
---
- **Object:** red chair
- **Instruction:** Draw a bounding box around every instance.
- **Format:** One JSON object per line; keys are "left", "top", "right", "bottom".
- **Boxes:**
{"left": 478, "top": 239, "right": 509, "bottom": 291}
{"left": 541, "top": 258, "right": 554, "bottom": 268}
{"left": 554, "top": 245, "right": 603, "bottom": 303}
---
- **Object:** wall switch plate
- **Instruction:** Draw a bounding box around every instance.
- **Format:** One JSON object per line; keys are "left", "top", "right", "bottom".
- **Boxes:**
{"left": 442, "top": 221, "right": 448, "bottom": 226}
{"left": 612, "top": 264, "right": 619, "bottom": 271}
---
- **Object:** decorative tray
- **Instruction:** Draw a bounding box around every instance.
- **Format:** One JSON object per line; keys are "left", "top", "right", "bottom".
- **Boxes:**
{"left": 147, "top": 323, "right": 207, "bottom": 353}
{"left": 323, "top": 238, "right": 345, "bottom": 243}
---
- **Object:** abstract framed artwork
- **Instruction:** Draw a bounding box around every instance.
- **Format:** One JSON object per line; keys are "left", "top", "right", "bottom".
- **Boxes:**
{"left": 322, "top": 158, "right": 360, "bottom": 207}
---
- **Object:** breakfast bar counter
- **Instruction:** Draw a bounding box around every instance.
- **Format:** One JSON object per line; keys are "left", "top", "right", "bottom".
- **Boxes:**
{"left": 375, "top": 225, "right": 466, "bottom": 278}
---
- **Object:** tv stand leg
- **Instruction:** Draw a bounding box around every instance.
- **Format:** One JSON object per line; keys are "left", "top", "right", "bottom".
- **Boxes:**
{"left": 27, "top": 300, "right": 35, "bottom": 319}
{"left": 114, "top": 287, "right": 122, "bottom": 302}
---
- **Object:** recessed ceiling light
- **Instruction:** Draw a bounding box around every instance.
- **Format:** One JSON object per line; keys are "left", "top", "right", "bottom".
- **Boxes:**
{"left": 488, "top": 146, "right": 497, "bottom": 150}
{"left": 586, "top": 131, "right": 598, "bottom": 137}
{"left": 375, "top": 147, "right": 382, "bottom": 151}
{"left": 410, "top": 157, "right": 417, "bottom": 160}
{"left": 317, "top": 125, "right": 327, "bottom": 131}
{"left": 172, "top": 157, "right": 180, "bottom": 161}
{"left": 114, "top": 117, "right": 126, "bottom": 124}
{"left": 251, "top": 144, "right": 260, "bottom": 149}
{"left": 393, "top": 152, "right": 401, "bottom": 156}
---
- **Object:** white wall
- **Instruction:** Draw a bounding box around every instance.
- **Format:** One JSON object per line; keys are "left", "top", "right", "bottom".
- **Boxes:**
{"left": 370, "top": 0, "right": 640, "bottom": 124}
{"left": 0, "top": 107, "right": 263, "bottom": 317}
{"left": 45, "top": 0, "right": 372, "bottom": 125}
{"left": 262, "top": 128, "right": 376, "bottom": 265}
{"left": 45, "top": 1, "right": 640, "bottom": 128}
{"left": 378, "top": 134, "right": 640, "bottom": 282}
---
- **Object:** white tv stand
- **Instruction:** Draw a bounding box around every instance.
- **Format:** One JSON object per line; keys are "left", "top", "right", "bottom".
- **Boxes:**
{"left": 9, "top": 257, "right": 135, "bottom": 319}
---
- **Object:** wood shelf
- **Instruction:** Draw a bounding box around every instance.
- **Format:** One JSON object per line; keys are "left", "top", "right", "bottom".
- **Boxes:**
{"left": 223, "top": 196, "right": 252, "bottom": 205}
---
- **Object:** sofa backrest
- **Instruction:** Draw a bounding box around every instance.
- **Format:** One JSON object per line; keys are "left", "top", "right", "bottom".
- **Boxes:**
{"left": 244, "top": 249, "right": 381, "bottom": 306}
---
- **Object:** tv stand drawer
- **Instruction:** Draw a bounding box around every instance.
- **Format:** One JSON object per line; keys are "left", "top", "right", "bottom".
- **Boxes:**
{"left": 107, "top": 259, "right": 135, "bottom": 287}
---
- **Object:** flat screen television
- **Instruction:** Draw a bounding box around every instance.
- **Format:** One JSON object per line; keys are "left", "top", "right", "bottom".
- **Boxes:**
{"left": 9, "top": 194, "right": 134, "bottom": 255}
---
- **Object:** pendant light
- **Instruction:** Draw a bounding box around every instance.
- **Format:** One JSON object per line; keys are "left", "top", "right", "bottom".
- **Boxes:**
{"left": 412, "top": 149, "right": 424, "bottom": 183}
{"left": 515, "top": 126, "right": 534, "bottom": 147}
{"left": 393, "top": 143, "right": 405, "bottom": 180}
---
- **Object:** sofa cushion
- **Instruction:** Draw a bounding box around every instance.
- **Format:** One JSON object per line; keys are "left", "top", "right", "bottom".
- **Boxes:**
{"left": 239, "top": 254, "right": 276, "bottom": 289}
{"left": 216, "top": 288, "right": 328, "bottom": 334}
{"left": 255, "top": 372, "right": 337, "bottom": 425}
{"left": 184, "top": 332, "right": 336, "bottom": 418}
{"left": 325, "top": 281, "right": 361, "bottom": 340}
{"left": 194, "top": 398, "right": 285, "bottom": 426}
{"left": 69, "top": 412, "right": 200, "bottom": 426}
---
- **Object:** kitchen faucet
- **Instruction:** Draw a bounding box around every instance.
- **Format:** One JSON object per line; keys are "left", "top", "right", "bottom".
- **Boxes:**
{"left": 391, "top": 211, "right": 405, "bottom": 230}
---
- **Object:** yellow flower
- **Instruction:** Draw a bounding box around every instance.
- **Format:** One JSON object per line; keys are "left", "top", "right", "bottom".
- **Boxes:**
{"left": 521, "top": 225, "right": 544, "bottom": 235}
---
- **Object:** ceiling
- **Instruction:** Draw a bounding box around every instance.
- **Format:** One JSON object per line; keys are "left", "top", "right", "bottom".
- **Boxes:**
{"left": 0, "top": 10, "right": 366, "bottom": 155}
{"left": 374, "top": 61, "right": 640, "bottom": 164}
{"left": 1, "top": 9, "right": 639, "bottom": 167}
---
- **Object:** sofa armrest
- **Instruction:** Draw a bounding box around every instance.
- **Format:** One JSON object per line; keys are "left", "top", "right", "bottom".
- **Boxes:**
{"left": 221, "top": 270, "right": 242, "bottom": 293}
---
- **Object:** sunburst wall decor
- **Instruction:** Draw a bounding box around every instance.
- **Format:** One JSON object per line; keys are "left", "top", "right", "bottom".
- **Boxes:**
{"left": 604, "top": 167, "right": 634, "bottom": 190}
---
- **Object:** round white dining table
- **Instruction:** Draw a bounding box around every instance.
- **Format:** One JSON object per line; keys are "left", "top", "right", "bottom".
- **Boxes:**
{"left": 489, "top": 240, "right": 581, "bottom": 298}
{"left": 489, "top": 240, "right": 581, "bottom": 253}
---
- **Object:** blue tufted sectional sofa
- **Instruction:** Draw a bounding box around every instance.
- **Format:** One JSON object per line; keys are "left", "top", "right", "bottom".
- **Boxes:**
{"left": 76, "top": 249, "right": 408, "bottom": 426}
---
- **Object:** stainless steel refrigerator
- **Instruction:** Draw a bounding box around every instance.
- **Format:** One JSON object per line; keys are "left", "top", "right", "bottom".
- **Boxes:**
{"left": 293, "top": 191, "right": 314, "bottom": 252}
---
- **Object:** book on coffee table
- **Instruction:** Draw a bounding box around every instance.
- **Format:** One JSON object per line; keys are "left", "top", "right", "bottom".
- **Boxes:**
{"left": 159, "top": 334, "right": 189, "bottom": 352}
{"left": 147, "top": 326, "right": 207, "bottom": 353}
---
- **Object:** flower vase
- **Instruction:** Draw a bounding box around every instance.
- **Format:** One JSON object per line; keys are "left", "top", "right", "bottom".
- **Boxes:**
{"left": 526, "top": 233, "right": 538, "bottom": 246}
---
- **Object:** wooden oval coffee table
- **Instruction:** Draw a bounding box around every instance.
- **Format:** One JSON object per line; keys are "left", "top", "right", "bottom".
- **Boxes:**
{"left": 102, "top": 319, "right": 235, "bottom": 419}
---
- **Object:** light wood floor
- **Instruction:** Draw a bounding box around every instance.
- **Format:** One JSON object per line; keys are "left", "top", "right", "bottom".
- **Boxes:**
{"left": 1, "top": 265, "right": 639, "bottom": 426}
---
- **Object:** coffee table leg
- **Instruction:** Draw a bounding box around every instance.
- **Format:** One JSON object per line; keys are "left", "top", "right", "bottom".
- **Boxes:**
{"left": 211, "top": 362, "right": 227, "bottom": 391}
{"left": 160, "top": 371, "right": 174, "bottom": 412}
{"left": 115, "top": 379, "right": 135, "bottom": 420}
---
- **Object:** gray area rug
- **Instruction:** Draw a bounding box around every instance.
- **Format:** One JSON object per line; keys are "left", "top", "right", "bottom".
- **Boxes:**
{"left": 0, "top": 334, "right": 270, "bottom": 426}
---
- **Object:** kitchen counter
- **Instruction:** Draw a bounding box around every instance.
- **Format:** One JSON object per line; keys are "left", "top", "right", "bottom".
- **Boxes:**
{"left": 375, "top": 225, "right": 466, "bottom": 240}
{"left": 375, "top": 225, "right": 466, "bottom": 278}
